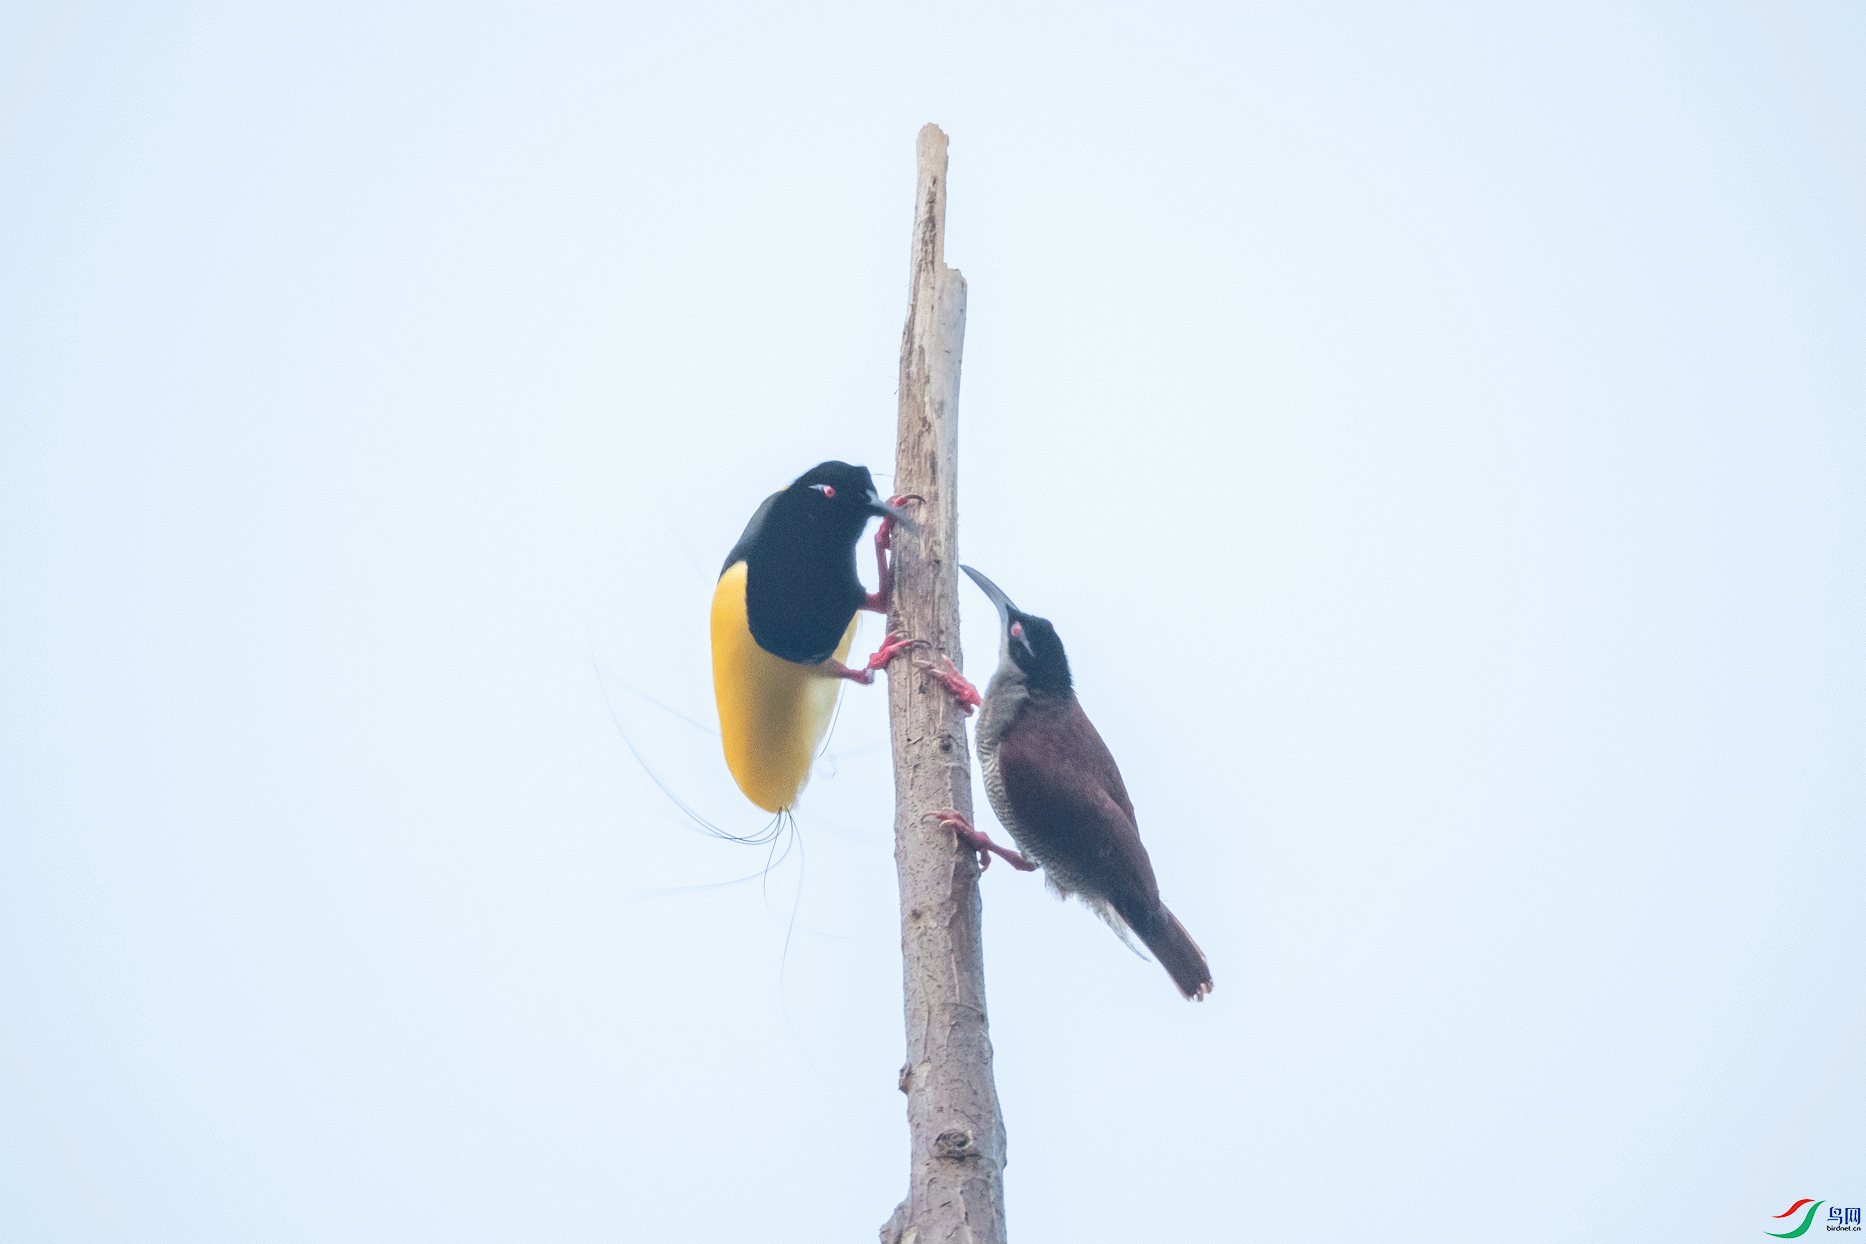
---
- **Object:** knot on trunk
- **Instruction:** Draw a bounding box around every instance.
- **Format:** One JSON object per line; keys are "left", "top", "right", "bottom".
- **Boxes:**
{"left": 933, "top": 1128, "right": 980, "bottom": 1161}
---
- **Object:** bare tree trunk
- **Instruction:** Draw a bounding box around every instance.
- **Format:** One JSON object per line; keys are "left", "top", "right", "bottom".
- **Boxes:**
{"left": 879, "top": 124, "right": 1008, "bottom": 1244}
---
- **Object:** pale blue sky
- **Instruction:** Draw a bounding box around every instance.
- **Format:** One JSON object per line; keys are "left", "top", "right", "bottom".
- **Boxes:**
{"left": 3, "top": 5, "right": 1861, "bottom": 1242}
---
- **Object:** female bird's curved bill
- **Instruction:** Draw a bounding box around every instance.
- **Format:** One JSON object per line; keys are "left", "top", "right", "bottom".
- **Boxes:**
{"left": 960, "top": 564, "right": 1017, "bottom": 618}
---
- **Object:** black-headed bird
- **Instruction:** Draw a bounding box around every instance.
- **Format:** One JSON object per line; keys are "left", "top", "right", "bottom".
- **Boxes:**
{"left": 920, "top": 565, "right": 1214, "bottom": 1001}
{"left": 710, "top": 461, "right": 917, "bottom": 813}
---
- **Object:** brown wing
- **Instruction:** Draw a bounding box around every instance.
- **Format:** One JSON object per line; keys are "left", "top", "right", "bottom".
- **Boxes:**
{"left": 995, "top": 694, "right": 1163, "bottom": 915}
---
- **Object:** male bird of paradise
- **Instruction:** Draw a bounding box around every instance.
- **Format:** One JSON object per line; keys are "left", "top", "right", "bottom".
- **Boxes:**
{"left": 710, "top": 461, "right": 916, "bottom": 812}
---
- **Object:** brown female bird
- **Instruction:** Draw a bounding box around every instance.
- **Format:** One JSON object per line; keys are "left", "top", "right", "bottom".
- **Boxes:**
{"left": 923, "top": 566, "right": 1213, "bottom": 1001}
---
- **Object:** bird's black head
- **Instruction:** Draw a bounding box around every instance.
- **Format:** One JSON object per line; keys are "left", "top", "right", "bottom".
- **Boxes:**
{"left": 961, "top": 565, "right": 1073, "bottom": 697}
{"left": 730, "top": 461, "right": 918, "bottom": 664}
{"left": 786, "top": 461, "right": 919, "bottom": 537}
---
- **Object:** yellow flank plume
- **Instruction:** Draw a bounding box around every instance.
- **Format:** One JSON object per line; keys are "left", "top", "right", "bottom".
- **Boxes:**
{"left": 710, "top": 561, "right": 858, "bottom": 812}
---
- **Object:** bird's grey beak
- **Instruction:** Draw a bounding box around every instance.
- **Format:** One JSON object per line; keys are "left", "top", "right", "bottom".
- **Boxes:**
{"left": 961, "top": 565, "right": 1019, "bottom": 623}
{"left": 867, "top": 491, "right": 920, "bottom": 533}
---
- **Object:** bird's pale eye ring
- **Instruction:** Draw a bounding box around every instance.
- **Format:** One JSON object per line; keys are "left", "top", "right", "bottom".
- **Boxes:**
{"left": 810, "top": 483, "right": 836, "bottom": 498}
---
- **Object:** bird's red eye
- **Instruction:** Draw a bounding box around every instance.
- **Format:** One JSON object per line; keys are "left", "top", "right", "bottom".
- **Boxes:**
{"left": 1010, "top": 622, "right": 1023, "bottom": 638}
{"left": 810, "top": 483, "right": 836, "bottom": 498}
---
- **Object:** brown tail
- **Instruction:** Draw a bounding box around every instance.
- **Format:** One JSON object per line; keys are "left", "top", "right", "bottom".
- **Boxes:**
{"left": 1139, "top": 906, "right": 1213, "bottom": 1001}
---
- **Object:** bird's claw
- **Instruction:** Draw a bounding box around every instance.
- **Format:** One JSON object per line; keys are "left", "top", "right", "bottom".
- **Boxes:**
{"left": 867, "top": 632, "right": 919, "bottom": 668}
{"left": 924, "top": 809, "right": 1038, "bottom": 874}
{"left": 865, "top": 497, "right": 921, "bottom": 613}
{"left": 873, "top": 494, "right": 922, "bottom": 556}
{"left": 880, "top": 492, "right": 925, "bottom": 552}
{"left": 915, "top": 654, "right": 981, "bottom": 715}
{"left": 833, "top": 632, "right": 918, "bottom": 683}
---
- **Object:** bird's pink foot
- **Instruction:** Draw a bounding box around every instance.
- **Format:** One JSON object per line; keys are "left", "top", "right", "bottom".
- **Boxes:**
{"left": 829, "top": 632, "right": 918, "bottom": 684}
{"left": 925, "top": 809, "right": 1038, "bottom": 874}
{"left": 915, "top": 654, "right": 982, "bottom": 716}
{"left": 862, "top": 495, "right": 923, "bottom": 612}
